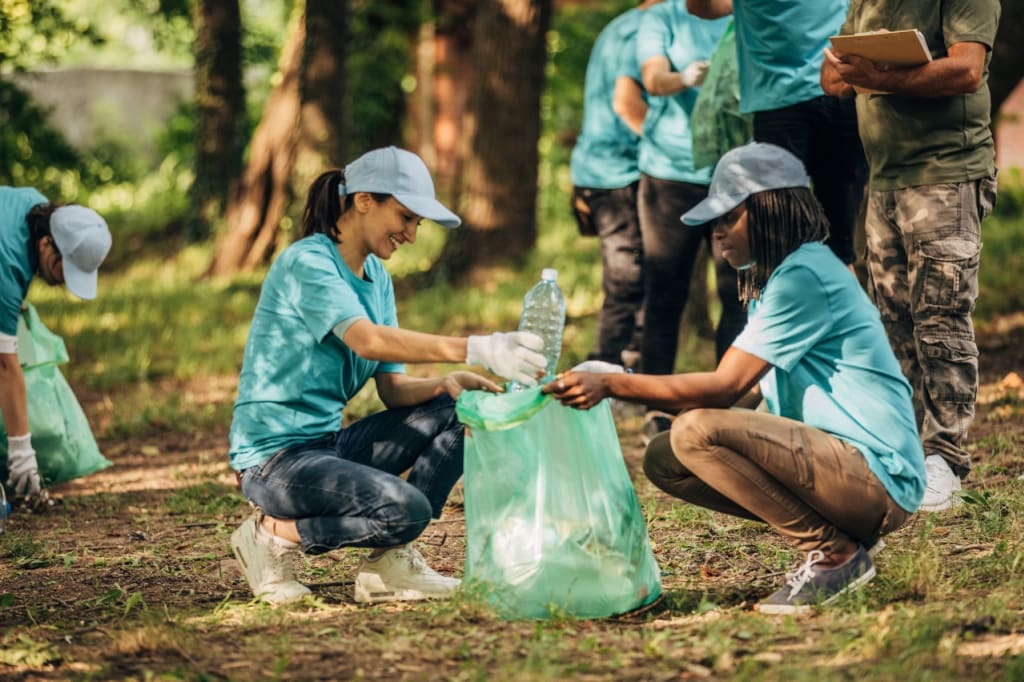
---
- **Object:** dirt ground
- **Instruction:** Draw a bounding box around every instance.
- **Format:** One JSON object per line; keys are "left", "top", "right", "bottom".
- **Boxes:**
{"left": 1, "top": 318, "right": 1023, "bottom": 680}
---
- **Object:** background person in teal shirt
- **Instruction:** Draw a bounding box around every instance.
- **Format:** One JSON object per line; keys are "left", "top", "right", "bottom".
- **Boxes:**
{"left": 634, "top": 0, "right": 743, "bottom": 444}
{"left": 545, "top": 144, "right": 924, "bottom": 615}
{"left": 570, "top": 1, "right": 661, "bottom": 370}
{"left": 228, "top": 147, "right": 547, "bottom": 606}
{"left": 0, "top": 187, "right": 111, "bottom": 506}
{"left": 687, "top": 0, "right": 867, "bottom": 269}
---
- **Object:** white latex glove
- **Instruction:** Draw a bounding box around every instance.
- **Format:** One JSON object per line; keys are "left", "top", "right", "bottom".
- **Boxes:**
{"left": 571, "top": 360, "right": 626, "bottom": 374}
{"left": 466, "top": 332, "right": 547, "bottom": 387}
{"left": 679, "top": 60, "right": 710, "bottom": 89}
{"left": 6, "top": 433, "right": 41, "bottom": 498}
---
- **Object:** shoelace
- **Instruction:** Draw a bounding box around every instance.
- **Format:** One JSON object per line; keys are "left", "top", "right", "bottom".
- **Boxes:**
{"left": 784, "top": 549, "right": 826, "bottom": 599}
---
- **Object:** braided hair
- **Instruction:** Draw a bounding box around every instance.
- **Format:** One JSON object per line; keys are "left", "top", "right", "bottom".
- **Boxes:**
{"left": 301, "top": 170, "right": 389, "bottom": 241}
{"left": 737, "top": 187, "right": 831, "bottom": 305}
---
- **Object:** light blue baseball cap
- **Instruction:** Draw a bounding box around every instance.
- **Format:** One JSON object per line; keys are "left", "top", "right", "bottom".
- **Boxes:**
{"left": 50, "top": 205, "right": 112, "bottom": 300}
{"left": 340, "top": 146, "right": 461, "bottom": 228}
{"left": 681, "top": 142, "right": 811, "bottom": 226}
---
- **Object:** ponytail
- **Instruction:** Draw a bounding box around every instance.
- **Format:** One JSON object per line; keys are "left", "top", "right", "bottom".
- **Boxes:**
{"left": 302, "top": 170, "right": 346, "bottom": 240}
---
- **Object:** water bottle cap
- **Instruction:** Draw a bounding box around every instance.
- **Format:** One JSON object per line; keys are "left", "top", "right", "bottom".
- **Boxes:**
{"left": 541, "top": 268, "right": 558, "bottom": 281}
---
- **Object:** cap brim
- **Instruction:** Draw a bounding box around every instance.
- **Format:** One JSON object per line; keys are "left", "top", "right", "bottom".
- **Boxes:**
{"left": 681, "top": 193, "right": 744, "bottom": 226}
{"left": 63, "top": 261, "right": 97, "bottom": 300}
{"left": 394, "top": 194, "right": 462, "bottom": 229}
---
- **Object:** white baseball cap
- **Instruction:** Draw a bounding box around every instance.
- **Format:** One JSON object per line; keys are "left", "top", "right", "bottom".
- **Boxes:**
{"left": 339, "top": 146, "right": 461, "bottom": 228}
{"left": 682, "top": 142, "right": 811, "bottom": 226}
{"left": 49, "top": 205, "right": 112, "bottom": 300}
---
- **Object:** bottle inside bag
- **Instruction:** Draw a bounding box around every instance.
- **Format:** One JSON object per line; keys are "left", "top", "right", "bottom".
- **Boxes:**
{"left": 508, "top": 268, "right": 566, "bottom": 392}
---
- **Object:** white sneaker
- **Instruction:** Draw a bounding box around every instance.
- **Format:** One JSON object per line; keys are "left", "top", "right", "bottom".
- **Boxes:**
{"left": 230, "top": 514, "right": 311, "bottom": 605}
{"left": 353, "top": 545, "right": 461, "bottom": 604}
{"left": 919, "top": 455, "right": 963, "bottom": 512}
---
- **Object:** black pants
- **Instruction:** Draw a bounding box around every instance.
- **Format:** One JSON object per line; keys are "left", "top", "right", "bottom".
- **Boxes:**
{"left": 637, "top": 174, "right": 745, "bottom": 383}
{"left": 753, "top": 95, "right": 867, "bottom": 265}
{"left": 574, "top": 183, "right": 646, "bottom": 364}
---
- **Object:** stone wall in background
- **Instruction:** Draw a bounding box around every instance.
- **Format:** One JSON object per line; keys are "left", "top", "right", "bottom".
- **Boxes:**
{"left": 10, "top": 68, "right": 192, "bottom": 161}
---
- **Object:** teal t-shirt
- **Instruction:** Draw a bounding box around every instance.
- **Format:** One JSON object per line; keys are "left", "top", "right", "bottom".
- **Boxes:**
{"left": 570, "top": 9, "right": 645, "bottom": 189}
{"left": 636, "top": 0, "right": 729, "bottom": 184}
{"left": 732, "top": 243, "right": 925, "bottom": 513}
{"left": 842, "top": 0, "right": 999, "bottom": 190}
{"left": 0, "top": 187, "right": 48, "bottom": 335}
{"left": 229, "top": 234, "right": 405, "bottom": 470}
{"left": 732, "top": 0, "right": 848, "bottom": 114}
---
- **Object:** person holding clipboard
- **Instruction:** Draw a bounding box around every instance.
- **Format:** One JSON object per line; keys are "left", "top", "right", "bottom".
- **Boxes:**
{"left": 822, "top": 0, "right": 1000, "bottom": 513}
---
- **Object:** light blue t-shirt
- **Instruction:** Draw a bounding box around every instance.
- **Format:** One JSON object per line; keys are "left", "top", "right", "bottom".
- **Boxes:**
{"left": 570, "top": 9, "right": 645, "bottom": 189}
{"left": 0, "top": 187, "right": 48, "bottom": 335}
{"left": 732, "top": 243, "right": 925, "bottom": 513}
{"left": 731, "top": 0, "right": 848, "bottom": 114}
{"left": 636, "top": 0, "right": 729, "bottom": 184}
{"left": 229, "top": 234, "right": 405, "bottom": 470}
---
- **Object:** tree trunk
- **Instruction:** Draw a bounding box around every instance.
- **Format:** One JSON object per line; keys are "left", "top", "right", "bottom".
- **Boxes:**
{"left": 430, "top": 0, "right": 477, "bottom": 193}
{"left": 438, "top": 0, "right": 551, "bottom": 284}
{"left": 188, "top": 0, "right": 246, "bottom": 241}
{"left": 206, "top": 14, "right": 305, "bottom": 277}
{"left": 293, "top": 0, "right": 348, "bottom": 194}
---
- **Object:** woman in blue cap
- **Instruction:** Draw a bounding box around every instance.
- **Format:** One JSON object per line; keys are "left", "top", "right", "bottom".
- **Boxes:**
{"left": 545, "top": 142, "right": 925, "bottom": 614}
{"left": 229, "top": 146, "right": 547, "bottom": 606}
{"left": 0, "top": 189, "right": 111, "bottom": 506}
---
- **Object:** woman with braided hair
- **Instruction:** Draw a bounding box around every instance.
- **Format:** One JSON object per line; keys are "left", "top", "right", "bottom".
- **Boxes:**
{"left": 544, "top": 142, "right": 925, "bottom": 614}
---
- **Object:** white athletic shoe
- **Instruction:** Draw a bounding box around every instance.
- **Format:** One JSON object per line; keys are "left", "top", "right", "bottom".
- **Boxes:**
{"left": 919, "top": 455, "right": 963, "bottom": 512}
{"left": 353, "top": 545, "right": 461, "bottom": 604}
{"left": 230, "top": 514, "right": 311, "bottom": 605}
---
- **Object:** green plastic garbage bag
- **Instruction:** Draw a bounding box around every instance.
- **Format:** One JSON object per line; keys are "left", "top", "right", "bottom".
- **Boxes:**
{"left": 456, "top": 386, "right": 661, "bottom": 619}
{"left": 0, "top": 303, "right": 111, "bottom": 486}
{"left": 692, "top": 21, "right": 753, "bottom": 170}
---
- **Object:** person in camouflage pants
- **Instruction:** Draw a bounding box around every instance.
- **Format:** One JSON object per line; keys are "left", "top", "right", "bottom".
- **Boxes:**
{"left": 823, "top": 0, "right": 1000, "bottom": 511}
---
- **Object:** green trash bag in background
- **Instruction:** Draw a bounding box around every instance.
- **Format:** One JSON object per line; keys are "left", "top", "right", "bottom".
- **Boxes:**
{"left": 456, "top": 387, "right": 661, "bottom": 620}
{"left": 0, "top": 303, "right": 111, "bottom": 486}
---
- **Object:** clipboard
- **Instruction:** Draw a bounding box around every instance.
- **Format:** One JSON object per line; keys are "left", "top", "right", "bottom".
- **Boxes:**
{"left": 829, "top": 29, "right": 932, "bottom": 94}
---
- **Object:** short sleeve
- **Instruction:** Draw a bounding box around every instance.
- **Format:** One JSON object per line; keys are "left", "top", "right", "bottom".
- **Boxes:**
{"left": 732, "top": 265, "right": 833, "bottom": 372}
{"left": 287, "top": 248, "right": 368, "bottom": 343}
{"left": 943, "top": 0, "right": 999, "bottom": 50}
{"left": 636, "top": 5, "right": 671, "bottom": 65}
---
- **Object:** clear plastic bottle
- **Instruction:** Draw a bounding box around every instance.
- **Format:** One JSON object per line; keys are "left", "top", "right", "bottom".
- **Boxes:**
{"left": 509, "top": 268, "right": 566, "bottom": 391}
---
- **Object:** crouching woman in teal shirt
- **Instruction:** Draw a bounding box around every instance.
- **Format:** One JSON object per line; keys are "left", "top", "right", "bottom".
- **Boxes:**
{"left": 545, "top": 143, "right": 925, "bottom": 614}
{"left": 229, "top": 147, "right": 547, "bottom": 606}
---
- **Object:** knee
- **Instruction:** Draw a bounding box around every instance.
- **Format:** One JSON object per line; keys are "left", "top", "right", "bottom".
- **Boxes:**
{"left": 379, "top": 484, "right": 432, "bottom": 545}
{"left": 669, "top": 409, "right": 712, "bottom": 462}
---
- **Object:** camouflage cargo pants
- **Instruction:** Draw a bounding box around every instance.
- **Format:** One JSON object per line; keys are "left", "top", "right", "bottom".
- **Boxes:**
{"left": 865, "top": 177, "right": 997, "bottom": 478}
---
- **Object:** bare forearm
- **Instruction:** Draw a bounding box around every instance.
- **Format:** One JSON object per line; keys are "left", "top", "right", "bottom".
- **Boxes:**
{"left": 0, "top": 355, "right": 29, "bottom": 435}
{"left": 604, "top": 371, "right": 744, "bottom": 412}
{"left": 376, "top": 374, "right": 449, "bottom": 408}
{"left": 342, "top": 320, "right": 467, "bottom": 364}
{"left": 686, "top": 0, "right": 732, "bottom": 19}
{"left": 870, "top": 57, "right": 981, "bottom": 97}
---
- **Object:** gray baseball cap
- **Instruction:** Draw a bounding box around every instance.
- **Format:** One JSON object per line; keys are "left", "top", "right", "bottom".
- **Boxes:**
{"left": 50, "top": 205, "right": 112, "bottom": 300}
{"left": 339, "top": 146, "right": 461, "bottom": 228}
{"left": 681, "top": 142, "right": 811, "bottom": 226}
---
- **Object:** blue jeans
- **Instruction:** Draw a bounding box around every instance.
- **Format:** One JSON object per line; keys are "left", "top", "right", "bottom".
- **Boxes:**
{"left": 238, "top": 395, "right": 464, "bottom": 555}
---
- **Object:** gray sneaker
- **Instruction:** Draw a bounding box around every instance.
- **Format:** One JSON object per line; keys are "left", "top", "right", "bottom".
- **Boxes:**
{"left": 230, "top": 514, "right": 311, "bottom": 605}
{"left": 757, "top": 547, "right": 876, "bottom": 615}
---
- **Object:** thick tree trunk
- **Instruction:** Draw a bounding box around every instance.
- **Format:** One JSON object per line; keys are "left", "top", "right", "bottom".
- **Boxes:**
{"left": 188, "top": 0, "right": 246, "bottom": 241}
{"left": 293, "top": 0, "right": 348, "bottom": 193}
{"left": 206, "top": 17, "right": 305, "bottom": 276}
{"left": 439, "top": 0, "right": 551, "bottom": 284}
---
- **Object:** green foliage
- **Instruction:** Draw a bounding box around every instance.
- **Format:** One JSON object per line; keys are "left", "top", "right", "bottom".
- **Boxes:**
{"left": 0, "top": 0, "right": 103, "bottom": 70}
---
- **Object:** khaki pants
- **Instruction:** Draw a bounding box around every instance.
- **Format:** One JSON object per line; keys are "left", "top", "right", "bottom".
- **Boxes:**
{"left": 643, "top": 408, "right": 910, "bottom": 555}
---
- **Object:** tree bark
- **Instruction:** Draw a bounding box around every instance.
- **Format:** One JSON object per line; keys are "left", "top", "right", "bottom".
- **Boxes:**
{"left": 990, "top": 1, "right": 1024, "bottom": 120}
{"left": 188, "top": 0, "right": 246, "bottom": 242}
{"left": 293, "top": 0, "right": 348, "bottom": 193}
{"left": 206, "top": 14, "right": 305, "bottom": 276}
{"left": 438, "top": 0, "right": 551, "bottom": 284}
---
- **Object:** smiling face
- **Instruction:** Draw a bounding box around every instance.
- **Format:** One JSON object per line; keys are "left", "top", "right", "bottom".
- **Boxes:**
{"left": 36, "top": 235, "right": 66, "bottom": 286}
{"left": 358, "top": 195, "right": 421, "bottom": 260}
{"left": 712, "top": 203, "right": 753, "bottom": 270}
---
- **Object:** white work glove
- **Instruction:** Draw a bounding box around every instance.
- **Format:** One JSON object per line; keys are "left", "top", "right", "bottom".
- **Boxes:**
{"left": 571, "top": 360, "right": 626, "bottom": 374}
{"left": 466, "top": 332, "right": 547, "bottom": 387}
{"left": 6, "top": 433, "right": 41, "bottom": 498}
{"left": 679, "top": 60, "right": 710, "bottom": 89}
